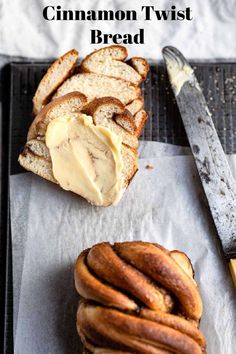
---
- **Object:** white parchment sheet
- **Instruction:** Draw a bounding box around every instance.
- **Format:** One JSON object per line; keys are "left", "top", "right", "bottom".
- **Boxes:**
{"left": 10, "top": 142, "right": 190, "bottom": 337}
{"left": 10, "top": 142, "right": 236, "bottom": 354}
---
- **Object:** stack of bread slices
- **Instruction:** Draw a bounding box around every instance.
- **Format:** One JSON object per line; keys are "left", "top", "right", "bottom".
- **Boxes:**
{"left": 19, "top": 45, "right": 149, "bottom": 206}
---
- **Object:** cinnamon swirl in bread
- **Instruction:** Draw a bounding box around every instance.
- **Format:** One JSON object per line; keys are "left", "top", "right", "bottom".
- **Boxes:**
{"left": 74, "top": 241, "right": 206, "bottom": 354}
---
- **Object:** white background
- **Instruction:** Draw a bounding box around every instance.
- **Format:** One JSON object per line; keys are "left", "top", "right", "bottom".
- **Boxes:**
{"left": 0, "top": 0, "right": 236, "bottom": 59}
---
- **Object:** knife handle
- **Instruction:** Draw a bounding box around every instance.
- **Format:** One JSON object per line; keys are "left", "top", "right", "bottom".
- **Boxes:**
{"left": 229, "top": 259, "right": 236, "bottom": 287}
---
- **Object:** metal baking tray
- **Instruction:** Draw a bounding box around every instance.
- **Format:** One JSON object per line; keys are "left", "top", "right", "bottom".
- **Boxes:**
{"left": 1, "top": 60, "right": 236, "bottom": 353}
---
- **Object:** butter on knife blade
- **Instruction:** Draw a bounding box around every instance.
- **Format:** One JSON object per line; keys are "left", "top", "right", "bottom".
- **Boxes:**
{"left": 164, "top": 56, "right": 194, "bottom": 95}
{"left": 162, "top": 46, "right": 236, "bottom": 284}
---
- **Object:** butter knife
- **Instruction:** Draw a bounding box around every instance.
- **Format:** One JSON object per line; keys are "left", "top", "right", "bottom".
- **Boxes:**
{"left": 162, "top": 46, "right": 236, "bottom": 286}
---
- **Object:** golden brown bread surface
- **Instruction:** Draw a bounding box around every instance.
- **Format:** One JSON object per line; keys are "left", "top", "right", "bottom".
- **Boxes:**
{"left": 75, "top": 250, "right": 137, "bottom": 311}
{"left": 114, "top": 242, "right": 203, "bottom": 321}
{"left": 32, "top": 49, "right": 79, "bottom": 115}
{"left": 28, "top": 91, "right": 87, "bottom": 141}
{"left": 86, "top": 243, "right": 173, "bottom": 312}
{"left": 74, "top": 241, "right": 206, "bottom": 354}
{"left": 78, "top": 302, "right": 204, "bottom": 354}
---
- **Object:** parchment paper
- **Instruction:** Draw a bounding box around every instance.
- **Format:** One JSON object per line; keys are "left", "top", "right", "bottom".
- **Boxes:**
{"left": 10, "top": 141, "right": 190, "bottom": 337}
{"left": 11, "top": 142, "right": 236, "bottom": 354}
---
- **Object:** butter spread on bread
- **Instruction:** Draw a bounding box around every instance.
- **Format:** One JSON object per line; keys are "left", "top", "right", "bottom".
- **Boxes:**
{"left": 19, "top": 46, "right": 150, "bottom": 206}
{"left": 19, "top": 95, "right": 138, "bottom": 206}
{"left": 45, "top": 115, "right": 124, "bottom": 206}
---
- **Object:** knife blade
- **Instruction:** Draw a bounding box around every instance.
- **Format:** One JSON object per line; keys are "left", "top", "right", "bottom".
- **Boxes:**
{"left": 162, "top": 46, "right": 236, "bottom": 284}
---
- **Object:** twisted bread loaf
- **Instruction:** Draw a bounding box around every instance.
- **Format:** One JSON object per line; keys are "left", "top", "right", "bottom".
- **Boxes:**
{"left": 74, "top": 242, "right": 206, "bottom": 354}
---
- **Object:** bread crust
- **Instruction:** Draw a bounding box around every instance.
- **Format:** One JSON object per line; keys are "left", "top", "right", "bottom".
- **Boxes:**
{"left": 125, "top": 97, "right": 144, "bottom": 115}
{"left": 134, "top": 109, "right": 149, "bottom": 137}
{"left": 140, "top": 308, "right": 206, "bottom": 348}
{"left": 127, "top": 57, "right": 150, "bottom": 79}
{"left": 114, "top": 109, "right": 137, "bottom": 135}
{"left": 114, "top": 242, "right": 203, "bottom": 321}
{"left": 80, "top": 45, "right": 144, "bottom": 85}
{"left": 28, "top": 91, "right": 87, "bottom": 140}
{"left": 82, "top": 96, "right": 125, "bottom": 117}
{"left": 75, "top": 242, "right": 206, "bottom": 353}
{"left": 77, "top": 301, "right": 204, "bottom": 354}
{"left": 74, "top": 250, "right": 137, "bottom": 311}
{"left": 87, "top": 243, "right": 173, "bottom": 312}
{"left": 80, "top": 45, "right": 128, "bottom": 66}
{"left": 82, "top": 97, "right": 139, "bottom": 149}
{"left": 33, "top": 49, "right": 79, "bottom": 115}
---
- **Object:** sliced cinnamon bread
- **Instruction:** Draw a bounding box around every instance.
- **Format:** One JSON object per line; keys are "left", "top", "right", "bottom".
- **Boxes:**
{"left": 80, "top": 45, "right": 145, "bottom": 85}
{"left": 33, "top": 49, "right": 79, "bottom": 115}
{"left": 19, "top": 95, "right": 138, "bottom": 205}
{"left": 53, "top": 73, "right": 141, "bottom": 106}
{"left": 20, "top": 46, "right": 150, "bottom": 206}
{"left": 29, "top": 91, "right": 87, "bottom": 141}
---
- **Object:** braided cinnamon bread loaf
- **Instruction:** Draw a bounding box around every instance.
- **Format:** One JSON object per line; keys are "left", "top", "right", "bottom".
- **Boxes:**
{"left": 74, "top": 242, "right": 206, "bottom": 354}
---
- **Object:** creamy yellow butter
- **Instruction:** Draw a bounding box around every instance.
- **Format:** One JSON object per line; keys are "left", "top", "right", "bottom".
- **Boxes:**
{"left": 166, "top": 60, "right": 193, "bottom": 96}
{"left": 45, "top": 114, "right": 124, "bottom": 206}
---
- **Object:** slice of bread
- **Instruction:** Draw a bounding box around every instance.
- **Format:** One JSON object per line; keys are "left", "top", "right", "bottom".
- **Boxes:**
{"left": 28, "top": 92, "right": 87, "bottom": 141}
{"left": 115, "top": 107, "right": 148, "bottom": 137}
{"left": 127, "top": 57, "right": 150, "bottom": 80}
{"left": 53, "top": 73, "right": 141, "bottom": 106}
{"left": 133, "top": 110, "right": 148, "bottom": 137}
{"left": 18, "top": 139, "right": 56, "bottom": 183}
{"left": 120, "top": 145, "right": 138, "bottom": 186}
{"left": 125, "top": 98, "right": 144, "bottom": 116}
{"left": 114, "top": 110, "right": 137, "bottom": 135}
{"left": 82, "top": 97, "right": 138, "bottom": 149}
{"left": 19, "top": 139, "right": 137, "bottom": 192}
{"left": 80, "top": 45, "right": 145, "bottom": 85}
{"left": 33, "top": 49, "right": 79, "bottom": 115}
{"left": 79, "top": 46, "right": 149, "bottom": 137}
{"left": 19, "top": 96, "right": 138, "bottom": 204}
{"left": 49, "top": 46, "right": 149, "bottom": 138}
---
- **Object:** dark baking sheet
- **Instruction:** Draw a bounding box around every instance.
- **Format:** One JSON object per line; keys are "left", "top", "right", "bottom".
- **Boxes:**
{"left": 2, "top": 60, "right": 236, "bottom": 353}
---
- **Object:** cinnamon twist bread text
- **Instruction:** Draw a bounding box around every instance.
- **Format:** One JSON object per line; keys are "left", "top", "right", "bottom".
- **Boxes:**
{"left": 74, "top": 241, "right": 206, "bottom": 354}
